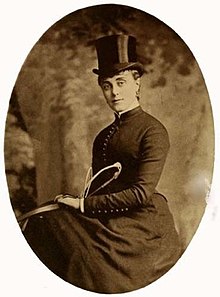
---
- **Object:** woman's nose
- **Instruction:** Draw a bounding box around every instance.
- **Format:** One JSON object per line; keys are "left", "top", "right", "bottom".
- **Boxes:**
{"left": 112, "top": 84, "right": 119, "bottom": 96}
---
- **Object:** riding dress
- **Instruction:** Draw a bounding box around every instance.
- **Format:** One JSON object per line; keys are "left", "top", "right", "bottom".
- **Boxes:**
{"left": 24, "top": 106, "right": 181, "bottom": 293}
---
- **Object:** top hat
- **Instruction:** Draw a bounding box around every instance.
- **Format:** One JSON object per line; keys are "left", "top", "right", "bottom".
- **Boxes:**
{"left": 93, "top": 35, "right": 144, "bottom": 77}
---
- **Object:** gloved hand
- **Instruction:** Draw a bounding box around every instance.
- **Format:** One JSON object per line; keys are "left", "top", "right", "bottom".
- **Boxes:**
{"left": 54, "top": 193, "right": 84, "bottom": 212}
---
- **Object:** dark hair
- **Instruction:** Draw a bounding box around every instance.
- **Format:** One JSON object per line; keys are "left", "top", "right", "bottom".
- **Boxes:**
{"left": 98, "top": 69, "right": 141, "bottom": 86}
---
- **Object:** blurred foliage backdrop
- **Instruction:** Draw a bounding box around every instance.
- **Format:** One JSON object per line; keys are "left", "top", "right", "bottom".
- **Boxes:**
{"left": 4, "top": 4, "right": 214, "bottom": 250}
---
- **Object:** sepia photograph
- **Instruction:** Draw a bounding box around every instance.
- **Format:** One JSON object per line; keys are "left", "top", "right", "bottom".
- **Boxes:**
{"left": 1, "top": 1, "right": 219, "bottom": 296}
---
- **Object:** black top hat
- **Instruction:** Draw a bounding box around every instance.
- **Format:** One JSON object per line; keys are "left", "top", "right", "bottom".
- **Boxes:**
{"left": 93, "top": 35, "right": 144, "bottom": 77}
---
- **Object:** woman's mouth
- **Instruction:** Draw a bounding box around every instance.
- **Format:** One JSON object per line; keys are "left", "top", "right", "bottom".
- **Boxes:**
{"left": 112, "top": 98, "right": 123, "bottom": 103}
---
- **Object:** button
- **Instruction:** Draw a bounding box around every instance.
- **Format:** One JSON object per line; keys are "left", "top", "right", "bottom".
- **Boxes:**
{"left": 98, "top": 210, "right": 101, "bottom": 213}
{"left": 121, "top": 209, "right": 124, "bottom": 212}
{"left": 125, "top": 208, "right": 128, "bottom": 211}
{"left": 104, "top": 210, "right": 107, "bottom": 213}
{"left": 92, "top": 211, "right": 95, "bottom": 214}
{"left": 116, "top": 209, "right": 119, "bottom": 212}
{"left": 110, "top": 209, "right": 114, "bottom": 213}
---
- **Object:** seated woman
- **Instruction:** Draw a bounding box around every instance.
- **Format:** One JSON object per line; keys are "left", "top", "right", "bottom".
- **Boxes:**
{"left": 23, "top": 34, "right": 181, "bottom": 294}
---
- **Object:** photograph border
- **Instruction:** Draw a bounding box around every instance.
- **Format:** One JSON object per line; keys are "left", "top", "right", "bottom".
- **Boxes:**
{"left": 1, "top": 1, "right": 219, "bottom": 297}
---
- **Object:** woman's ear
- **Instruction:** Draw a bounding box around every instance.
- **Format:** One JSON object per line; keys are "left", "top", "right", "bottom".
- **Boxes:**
{"left": 136, "top": 78, "right": 141, "bottom": 89}
{"left": 135, "top": 78, "right": 141, "bottom": 99}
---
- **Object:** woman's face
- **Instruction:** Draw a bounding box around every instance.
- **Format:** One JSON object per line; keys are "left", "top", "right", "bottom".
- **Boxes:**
{"left": 100, "top": 70, "right": 140, "bottom": 113}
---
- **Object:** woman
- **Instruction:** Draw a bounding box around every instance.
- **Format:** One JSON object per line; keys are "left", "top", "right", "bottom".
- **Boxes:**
{"left": 23, "top": 35, "right": 181, "bottom": 293}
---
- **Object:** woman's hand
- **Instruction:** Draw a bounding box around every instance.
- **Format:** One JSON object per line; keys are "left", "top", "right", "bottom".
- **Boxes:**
{"left": 54, "top": 194, "right": 80, "bottom": 209}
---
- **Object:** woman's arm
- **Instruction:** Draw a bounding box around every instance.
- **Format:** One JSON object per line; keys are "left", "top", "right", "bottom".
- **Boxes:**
{"left": 84, "top": 123, "right": 170, "bottom": 216}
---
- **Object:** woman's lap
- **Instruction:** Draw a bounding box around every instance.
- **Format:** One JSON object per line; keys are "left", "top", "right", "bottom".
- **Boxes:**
{"left": 24, "top": 195, "right": 181, "bottom": 293}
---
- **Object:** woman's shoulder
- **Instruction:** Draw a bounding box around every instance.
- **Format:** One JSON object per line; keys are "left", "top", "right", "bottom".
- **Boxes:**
{"left": 139, "top": 109, "right": 170, "bottom": 150}
{"left": 138, "top": 108, "right": 168, "bottom": 134}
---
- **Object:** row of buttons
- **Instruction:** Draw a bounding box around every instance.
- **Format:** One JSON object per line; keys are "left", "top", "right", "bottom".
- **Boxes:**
{"left": 93, "top": 120, "right": 121, "bottom": 215}
{"left": 102, "top": 123, "right": 118, "bottom": 163}
{"left": 91, "top": 207, "right": 129, "bottom": 214}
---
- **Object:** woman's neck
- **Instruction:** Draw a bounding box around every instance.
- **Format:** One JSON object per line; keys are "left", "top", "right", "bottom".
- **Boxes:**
{"left": 118, "top": 101, "right": 140, "bottom": 116}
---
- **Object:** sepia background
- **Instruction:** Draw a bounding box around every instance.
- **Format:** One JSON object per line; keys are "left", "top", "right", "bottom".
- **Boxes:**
{"left": 4, "top": 4, "right": 214, "bottom": 251}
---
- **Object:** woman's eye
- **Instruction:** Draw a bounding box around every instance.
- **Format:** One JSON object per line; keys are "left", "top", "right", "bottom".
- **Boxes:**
{"left": 117, "top": 81, "right": 125, "bottom": 86}
{"left": 102, "top": 84, "right": 111, "bottom": 90}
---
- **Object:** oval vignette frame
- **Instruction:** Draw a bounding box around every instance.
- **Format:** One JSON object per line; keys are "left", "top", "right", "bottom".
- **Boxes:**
{"left": 3, "top": 2, "right": 215, "bottom": 295}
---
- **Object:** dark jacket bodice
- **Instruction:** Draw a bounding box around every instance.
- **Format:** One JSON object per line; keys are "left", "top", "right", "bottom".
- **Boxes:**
{"left": 84, "top": 106, "right": 170, "bottom": 215}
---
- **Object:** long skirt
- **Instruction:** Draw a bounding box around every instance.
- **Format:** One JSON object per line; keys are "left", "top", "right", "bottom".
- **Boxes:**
{"left": 23, "top": 193, "right": 181, "bottom": 293}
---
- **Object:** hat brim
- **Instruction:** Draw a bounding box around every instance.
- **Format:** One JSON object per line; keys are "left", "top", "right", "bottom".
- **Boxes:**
{"left": 92, "top": 62, "right": 144, "bottom": 77}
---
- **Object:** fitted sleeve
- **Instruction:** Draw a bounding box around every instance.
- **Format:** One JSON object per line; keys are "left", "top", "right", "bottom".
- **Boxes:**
{"left": 84, "top": 120, "right": 170, "bottom": 216}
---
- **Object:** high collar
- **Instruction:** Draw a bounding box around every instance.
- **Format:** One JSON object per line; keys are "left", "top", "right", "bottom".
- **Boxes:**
{"left": 114, "top": 106, "right": 143, "bottom": 123}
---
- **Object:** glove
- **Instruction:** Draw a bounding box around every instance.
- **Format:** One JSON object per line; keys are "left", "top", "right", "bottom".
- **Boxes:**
{"left": 54, "top": 193, "right": 84, "bottom": 212}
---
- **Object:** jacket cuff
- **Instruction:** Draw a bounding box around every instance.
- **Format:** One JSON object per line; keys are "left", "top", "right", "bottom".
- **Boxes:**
{"left": 84, "top": 195, "right": 130, "bottom": 216}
